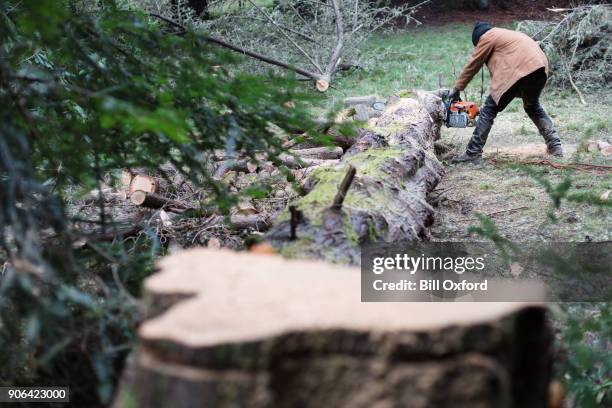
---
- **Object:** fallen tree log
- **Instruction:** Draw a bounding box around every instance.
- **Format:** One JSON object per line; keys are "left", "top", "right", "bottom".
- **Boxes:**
{"left": 116, "top": 249, "right": 552, "bottom": 408}
{"left": 265, "top": 91, "right": 446, "bottom": 264}
{"left": 290, "top": 146, "right": 343, "bottom": 160}
{"left": 116, "top": 91, "right": 554, "bottom": 408}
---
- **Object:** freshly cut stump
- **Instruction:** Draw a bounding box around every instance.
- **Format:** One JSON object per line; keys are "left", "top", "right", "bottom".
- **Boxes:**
{"left": 118, "top": 249, "right": 552, "bottom": 408}
{"left": 266, "top": 91, "right": 446, "bottom": 264}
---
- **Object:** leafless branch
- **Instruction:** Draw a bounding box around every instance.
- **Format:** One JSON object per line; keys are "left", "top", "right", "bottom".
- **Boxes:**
{"left": 149, "top": 13, "right": 320, "bottom": 80}
{"left": 246, "top": 0, "right": 324, "bottom": 74}
{"left": 323, "top": 0, "right": 344, "bottom": 80}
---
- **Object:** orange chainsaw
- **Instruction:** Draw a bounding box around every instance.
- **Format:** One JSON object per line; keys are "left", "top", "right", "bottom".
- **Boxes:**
{"left": 443, "top": 97, "right": 480, "bottom": 128}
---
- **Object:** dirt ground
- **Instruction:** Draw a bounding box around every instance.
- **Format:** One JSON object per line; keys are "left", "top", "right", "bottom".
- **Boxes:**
{"left": 430, "top": 90, "right": 611, "bottom": 242}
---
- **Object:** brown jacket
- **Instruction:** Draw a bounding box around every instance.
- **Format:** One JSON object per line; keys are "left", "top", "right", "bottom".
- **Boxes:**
{"left": 455, "top": 27, "right": 549, "bottom": 104}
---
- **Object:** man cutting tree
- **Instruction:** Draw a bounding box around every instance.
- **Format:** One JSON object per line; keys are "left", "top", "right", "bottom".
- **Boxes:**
{"left": 449, "top": 22, "right": 564, "bottom": 163}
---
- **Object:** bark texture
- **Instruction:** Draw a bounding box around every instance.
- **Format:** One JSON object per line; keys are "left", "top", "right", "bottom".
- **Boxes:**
{"left": 266, "top": 91, "right": 446, "bottom": 264}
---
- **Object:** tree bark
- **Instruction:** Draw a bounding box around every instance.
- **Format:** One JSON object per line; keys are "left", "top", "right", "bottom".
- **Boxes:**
{"left": 130, "top": 190, "right": 186, "bottom": 211}
{"left": 265, "top": 91, "right": 446, "bottom": 264}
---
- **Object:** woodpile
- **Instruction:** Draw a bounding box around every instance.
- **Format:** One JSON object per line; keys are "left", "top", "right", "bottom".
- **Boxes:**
{"left": 71, "top": 140, "right": 350, "bottom": 250}
{"left": 115, "top": 249, "right": 552, "bottom": 408}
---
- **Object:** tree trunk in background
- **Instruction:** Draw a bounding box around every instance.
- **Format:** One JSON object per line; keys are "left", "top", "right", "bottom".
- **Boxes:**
{"left": 172, "top": 0, "right": 209, "bottom": 18}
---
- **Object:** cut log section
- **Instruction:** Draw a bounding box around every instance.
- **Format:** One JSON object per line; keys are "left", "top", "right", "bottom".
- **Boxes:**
{"left": 129, "top": 174, "right": 157, "bottom": 194}
{"left": 130, "top": 190, "right": 186, "bottom": 211}
{"left": 265, "top": 91, "right": 446, "bottom": 264}
{"left": 116, "top": 249, "right": 552, "bottom": 408}
{"left": 344, "top": 95, "right": 377, "bottom": 108}
{"left": 290, "top": 146, "right": 343, "bottom": 160}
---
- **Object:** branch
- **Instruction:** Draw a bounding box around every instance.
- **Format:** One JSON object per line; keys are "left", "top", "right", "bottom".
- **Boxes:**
{"left": 563, "top": 59, "right": 587, "bottom": 106}
{"left": 331, "top": 165, "right": 356, "bottom": 210}
{"left": 316, "top": 0, "right": 344, "bottom": 91}
{"left": 234, "top": 15, "right": 321, "bottom": 45}
{"left": 300, "top": 0, "right": 333, "bottom": 8}
{"left": 288, "top": 2, "right": 316, "bottom": 36}
{"left": 246, "top": 0, "right": 324, "bottom": 74}
{"left": 205, "top": 36, "right": 320, "bottom": 79}
{"left": 149, "top": 12, "right": 187, "bottom": 33}
{"left": 149, "top": 12, "right": 320, "bottom": 80}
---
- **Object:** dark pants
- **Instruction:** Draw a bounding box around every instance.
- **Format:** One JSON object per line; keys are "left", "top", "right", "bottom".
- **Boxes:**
{"left": 466, "top": 68, "right": 562, "bottom": 155}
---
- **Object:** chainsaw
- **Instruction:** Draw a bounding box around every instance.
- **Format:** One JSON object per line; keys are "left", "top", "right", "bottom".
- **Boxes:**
{"left": 443, "top": 95, "right": 480, "bottom": 128}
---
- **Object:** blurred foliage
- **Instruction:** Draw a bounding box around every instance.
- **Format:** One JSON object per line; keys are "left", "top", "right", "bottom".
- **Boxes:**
{"left": 0, "top": 0, "right": 317, "bottom": 405}
{"left": 555, "top": 303, "right": 611, "bottom": 407}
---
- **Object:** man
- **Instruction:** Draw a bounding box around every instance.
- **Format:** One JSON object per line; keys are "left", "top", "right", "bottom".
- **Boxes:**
{"left": 449, "top": 22, "right": 563, "bottom": 163}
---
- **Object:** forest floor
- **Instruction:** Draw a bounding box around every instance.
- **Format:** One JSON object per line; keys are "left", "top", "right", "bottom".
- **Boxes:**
{"left": 317, "top": 23, "right": 611, "bottom": 244}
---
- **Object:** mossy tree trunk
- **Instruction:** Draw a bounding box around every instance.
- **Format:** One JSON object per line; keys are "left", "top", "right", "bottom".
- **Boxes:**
{"left": 265, "top": 91, "right": 446, "bottom": 264}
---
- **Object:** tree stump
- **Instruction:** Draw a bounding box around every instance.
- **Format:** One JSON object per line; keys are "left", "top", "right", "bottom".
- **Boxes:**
{"left": 115, "top": 249, "right": 551, "bottom": 408}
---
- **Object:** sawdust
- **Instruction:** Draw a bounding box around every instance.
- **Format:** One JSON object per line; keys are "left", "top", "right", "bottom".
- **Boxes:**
{"left": 485, "top": 143, "right": 577, "bottom": 158}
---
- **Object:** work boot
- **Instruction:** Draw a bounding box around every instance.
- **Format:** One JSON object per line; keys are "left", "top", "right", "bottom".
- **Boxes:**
{"left": 547, "top": 144, "right": 564, "bottom": 157}
{"left": 524, "top": 100, "right": 563, "bottom": 155}
{"left": 451, "top": 152, "right": 483, "bottom": 164}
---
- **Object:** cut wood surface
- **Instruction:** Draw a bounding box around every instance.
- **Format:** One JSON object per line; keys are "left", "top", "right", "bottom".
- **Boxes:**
{"left": 129, "top": 174, "right": 157, "bottom": 194}
{"left": 117, "top": 249, "right": 551, "bottom": 408}
{"left": 266, "top": 91, "right": 446, "bottom": 263}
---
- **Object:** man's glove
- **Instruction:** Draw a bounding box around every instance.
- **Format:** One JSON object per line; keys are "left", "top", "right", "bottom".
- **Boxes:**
{"left": 448, "top": 87, "right": 461, "bottom": 102}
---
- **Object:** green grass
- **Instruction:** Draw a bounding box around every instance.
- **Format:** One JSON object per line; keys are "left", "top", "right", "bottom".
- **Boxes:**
{"left": 310, "top": 24, "right": 487, "bottom": 113}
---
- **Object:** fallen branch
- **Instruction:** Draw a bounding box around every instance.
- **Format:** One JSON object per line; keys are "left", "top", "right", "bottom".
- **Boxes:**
{"left": 563, "top": 60, "right": 587, "bottom": 106}
{"left": 246, "top": 0, "right": 324, "bottom": 75}
{"left": 214, "top": 155, "right": 339, "bottom": 178}
{"left": 149, "top": 13, "right": 321, "bottom": 81}
{"left": 277, "top": 154, "right": 340, "bottom": 169}
{"left": 290, "top": 146, "right": 343, "bottom": 160}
